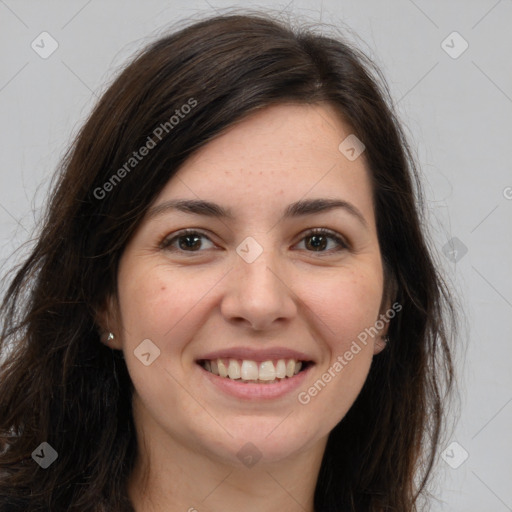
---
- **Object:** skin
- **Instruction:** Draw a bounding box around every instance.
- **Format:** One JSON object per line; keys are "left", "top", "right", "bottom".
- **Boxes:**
{"left": 98, "top": 102, "right": 389, "bottom": 512}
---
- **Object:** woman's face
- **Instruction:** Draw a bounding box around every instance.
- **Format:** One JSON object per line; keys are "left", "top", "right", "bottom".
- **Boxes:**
{"left": 106, "top": 103, "right": 388, "bottom": 468}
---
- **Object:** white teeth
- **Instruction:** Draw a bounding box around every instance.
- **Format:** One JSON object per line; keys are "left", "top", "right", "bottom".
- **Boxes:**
{"left": 275, "top": 359, "right": 286, "bottom": 379}
{"left": 201, "top": 358, "right": 306, "bottom": 382}
{"left": 286, "top": 360, "right": 295, "bottom": 378}
{"left": 241, "top": 360, "right": 258, "bottom": 380}
{"left": 228, "top": 360, "right": 241, "bottom": 379}
{"left": 217, "top": 359, "right": 228, "bottom": 377}
{"left": 259, "top": 361, "right": 276, "bottom": 381}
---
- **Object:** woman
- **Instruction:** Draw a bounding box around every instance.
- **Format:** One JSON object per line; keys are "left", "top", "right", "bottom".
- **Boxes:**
{"left": 0, "top": 11, "right": 457, "bottom": 512}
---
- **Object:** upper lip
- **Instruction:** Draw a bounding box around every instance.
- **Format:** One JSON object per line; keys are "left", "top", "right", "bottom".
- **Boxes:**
{"left": 197, "top": 347, "right": 315, "bottom": 363}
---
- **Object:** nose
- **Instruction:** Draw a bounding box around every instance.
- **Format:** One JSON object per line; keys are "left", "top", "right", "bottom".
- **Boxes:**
{"left": 220, "top": 246, "right": 297, "bottom": 331}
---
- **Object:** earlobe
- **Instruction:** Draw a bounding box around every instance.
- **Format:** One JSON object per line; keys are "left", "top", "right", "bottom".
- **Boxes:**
{"left": 373, "top": 334, "right": 389, "bottom": 355}
{"left": 99, "top": 330, "right": 122, "bottom": 350}
{"left": 98, "top": 327, "right": 123, "bottom": 350}
{"left": 95, "top": 294, "right": 123, "bottom": 349}
{"left": 374, "top": 290, "right": 394, "bottom": 355}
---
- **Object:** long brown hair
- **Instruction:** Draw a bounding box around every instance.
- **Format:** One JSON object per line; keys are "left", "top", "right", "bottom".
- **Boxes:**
{"left": 0, "top": 11, "right": 457, "bottom": 511}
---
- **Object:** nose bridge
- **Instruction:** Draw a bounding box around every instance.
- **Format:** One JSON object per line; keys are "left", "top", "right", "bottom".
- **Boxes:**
{"left": 221, "top": 235, "right": 296, "bottom": 329}
{"left": 236, "top": 237, "right": 282, "bottom": 298}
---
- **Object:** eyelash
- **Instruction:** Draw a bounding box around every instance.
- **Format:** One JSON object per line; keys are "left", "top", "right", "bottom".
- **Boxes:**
{"left": 160, "top": 228, "right": 350, "bottom": 255}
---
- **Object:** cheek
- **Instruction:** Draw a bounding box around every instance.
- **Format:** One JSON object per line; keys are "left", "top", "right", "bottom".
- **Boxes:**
{"left": 117, "top": 262, "right": 202, "bottom": 343}
{"left": 294, "top": 275, "right": 382, "bottom": 428}
{"left": 302, "top": 266, "right": 384, "bottom": 347}
{"left": 115, "top": 264, "right": 203, "bottom": 417}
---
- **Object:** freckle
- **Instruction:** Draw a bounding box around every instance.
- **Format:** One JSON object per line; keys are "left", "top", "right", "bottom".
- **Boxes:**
{"left": 161, "top": 286, "right": 166, "bottom": 291}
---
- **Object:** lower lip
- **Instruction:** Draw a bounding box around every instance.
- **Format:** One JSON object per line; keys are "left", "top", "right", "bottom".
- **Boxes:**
{"left": 197, "top": 363, "right": 313, "bottom": 400}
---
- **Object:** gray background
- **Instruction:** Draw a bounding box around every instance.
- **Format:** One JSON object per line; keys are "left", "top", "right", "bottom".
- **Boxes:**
{"left": 1, "top": 0, "right": 511, "bottom": 510}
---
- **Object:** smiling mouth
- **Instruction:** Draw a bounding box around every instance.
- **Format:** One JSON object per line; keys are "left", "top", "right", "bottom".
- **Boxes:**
{"left": 197, "top": 358, "right": 313, "bottom": 384}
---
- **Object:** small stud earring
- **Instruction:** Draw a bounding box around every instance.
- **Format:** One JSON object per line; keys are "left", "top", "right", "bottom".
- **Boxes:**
{"left": 107, "top": 332, "right": 115, "bottom": 342}
{"left": 383, "top": 335, "right": 390, "bottom": 344}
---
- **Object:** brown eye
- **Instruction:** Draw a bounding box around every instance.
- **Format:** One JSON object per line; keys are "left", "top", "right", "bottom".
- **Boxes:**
{"left": 161, "top": 230, "right": 214, "bottom": 252}
{"left": 160, "top": 227, "right": 349, "bottom": 255}
{"left": 297, "top": 228, "right": 349, "bottom": 253}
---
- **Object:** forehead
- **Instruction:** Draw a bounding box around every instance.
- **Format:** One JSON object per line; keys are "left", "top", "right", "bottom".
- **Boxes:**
{"left": 152, "top": 103, "right": 375, "bottom": 226}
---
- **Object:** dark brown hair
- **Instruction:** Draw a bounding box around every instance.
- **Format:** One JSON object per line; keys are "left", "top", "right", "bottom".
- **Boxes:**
{"left": 0, "top": 10, "right": 457, "bottom": 511}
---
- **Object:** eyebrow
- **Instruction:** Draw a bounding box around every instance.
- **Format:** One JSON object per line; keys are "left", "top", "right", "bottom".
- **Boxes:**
{"left": 146, "top": 198, "right": 368, "bottom": 228}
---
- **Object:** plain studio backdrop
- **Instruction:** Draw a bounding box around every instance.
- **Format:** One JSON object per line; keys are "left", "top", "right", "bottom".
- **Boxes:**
{"left": 0, "top": 1, "right": 511, "bottom": 510}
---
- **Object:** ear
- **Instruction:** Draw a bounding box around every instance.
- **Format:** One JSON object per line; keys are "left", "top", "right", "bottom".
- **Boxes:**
{"left": 94, "top": 293, "right": 123, "bottom": 350}
{"left": 373, "top": 263, "right": 399, "bottom": 355}
{"left": 373, "top": 302, "right": 391, "bottom": 356}
{"left": 373, "top": 333, "right": 388, "bottom": 355}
